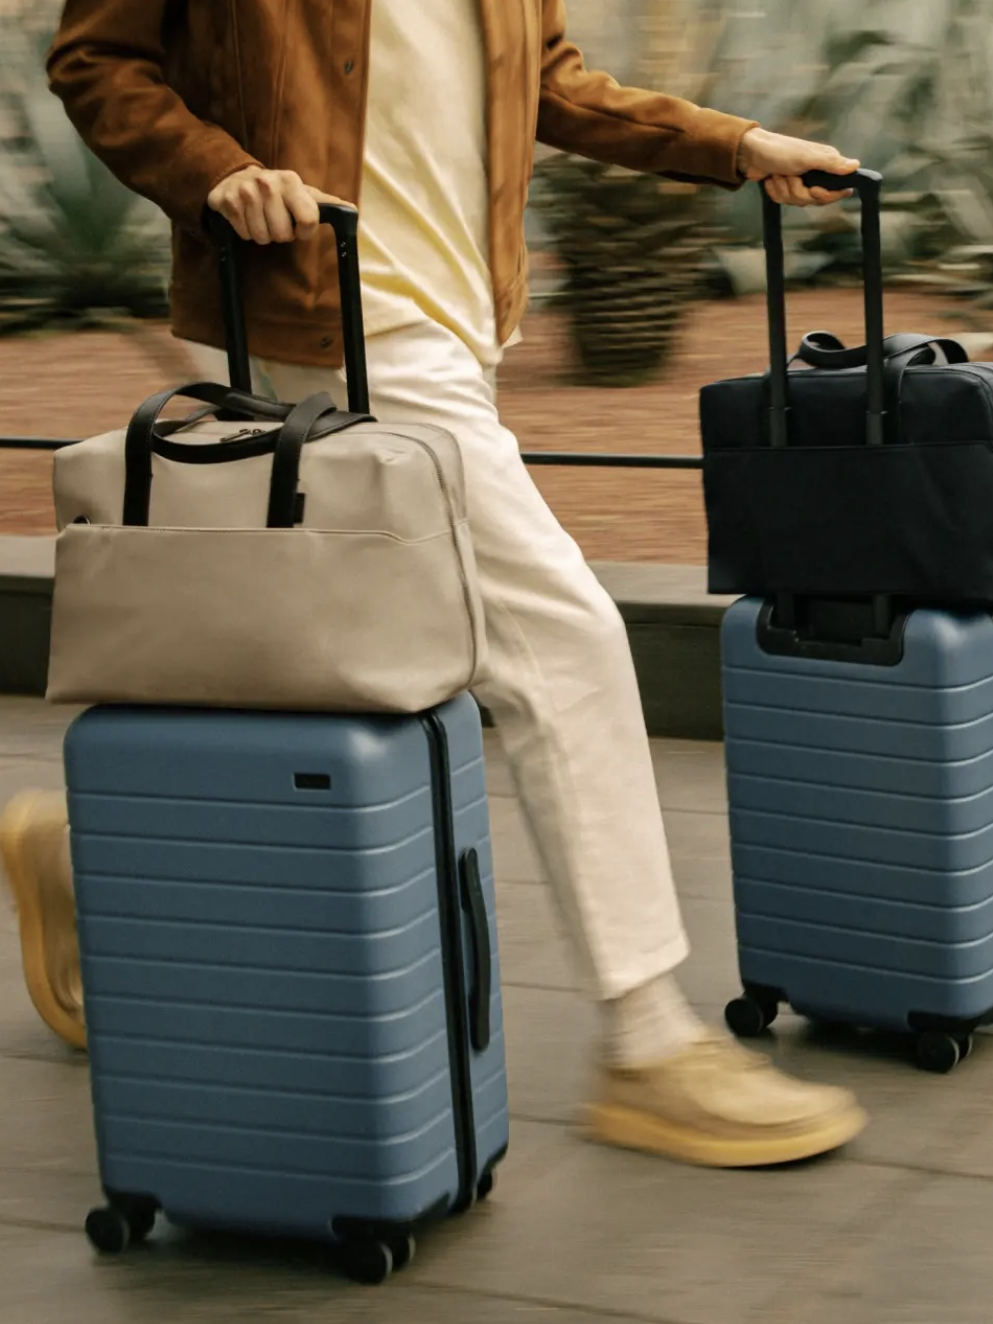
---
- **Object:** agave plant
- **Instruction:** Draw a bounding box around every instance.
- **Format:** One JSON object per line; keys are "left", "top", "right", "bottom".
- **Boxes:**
{"left": 530, "top": 157, "right": 725, "bottom": 385}
{"left": 698, "top": 0, "right": 993, "bottom": 299}
{"left": 529, "top": 0, "right": 729, "bottom": 386}
{"left": 0, "top": 11, "right": 171, "bottom": 334}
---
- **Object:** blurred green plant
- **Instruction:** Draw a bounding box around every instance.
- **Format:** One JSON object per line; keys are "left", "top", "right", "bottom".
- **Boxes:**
{"left": 533, "top": 0, "right": 993, "bottom": 364}
{"left": 531, "top": 0, "right": 730, "bottom": 386}
{"left": 530, "top": 159, "right": 724, "bottom": 385}
{"left": 697, "top": 0, "right": 993, "bottom": 303}
{"left": 0, "top": 13, "right": 171, "bottom": 335}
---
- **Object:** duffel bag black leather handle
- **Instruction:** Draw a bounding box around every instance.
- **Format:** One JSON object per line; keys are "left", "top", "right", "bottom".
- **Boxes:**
{"left": 762, "top": 168, "right": 885, "bottom": 447}
{"left": 123, "top": 383, "right": 371, "bottom": 527}
{"left": 123, "top": 382, "right": 284, "bottom": 526}
{"left": 206, "top": 202, "right": 371, "bottom": 416}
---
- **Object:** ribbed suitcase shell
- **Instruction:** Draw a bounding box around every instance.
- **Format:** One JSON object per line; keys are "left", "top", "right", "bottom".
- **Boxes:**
{"left": 722, "top": 597, "right": 993, "bottom": 1031}
{"left": 64, "top": 692, "right": 508, "bottom": 1242}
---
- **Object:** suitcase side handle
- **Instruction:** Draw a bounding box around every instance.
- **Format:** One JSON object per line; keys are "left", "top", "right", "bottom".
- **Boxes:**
{"left": 459, "top": 848, "right": 492, "bottom": 1054}
{"left": 762, "top": 168, "right": 885, "bottom": 448}
{"left": 206, "top": 202, "right": 371, "bottom": 417}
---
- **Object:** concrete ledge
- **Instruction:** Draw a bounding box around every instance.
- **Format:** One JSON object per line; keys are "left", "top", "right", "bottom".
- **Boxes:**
{"left": 0, "top": 537, "right": 55, "bottom": 700}
{"left": 0, "top": 537, "right": 732, "bottom": 740}
{"left": 591, "top": 563, "right": 734, "bottom": 741}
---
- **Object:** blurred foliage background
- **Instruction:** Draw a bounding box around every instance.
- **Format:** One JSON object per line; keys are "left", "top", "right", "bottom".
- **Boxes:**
{"left": 0, "top": 0, "right": 171, "bottom": 335}
{"left": 532, "top": 0, "right": 993, "bottom": 382}
{"left": 2, "top": 0, "right": 993, "bottom": 381}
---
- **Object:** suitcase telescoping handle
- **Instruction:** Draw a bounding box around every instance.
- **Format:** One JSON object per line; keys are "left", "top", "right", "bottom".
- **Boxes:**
{"left": 207, "top": 202, "right": 371, "bottom": 415}
{"left": 762, "top": 168, "right": 885, "bottom": 448}
{"left": 762, "top": 168, "right": 893, "bottom": 640}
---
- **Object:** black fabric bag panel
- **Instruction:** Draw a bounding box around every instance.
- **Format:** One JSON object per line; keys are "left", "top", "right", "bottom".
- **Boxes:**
{"left": 701, "top": 362, "right": 993, "bottom": 601}
{"left": 705, "top": 441, "right": 993, "bottom": 601}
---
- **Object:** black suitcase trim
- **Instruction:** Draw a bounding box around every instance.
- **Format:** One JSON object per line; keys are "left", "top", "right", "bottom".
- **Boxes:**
{"left": 328, "top": 709, "right": 484, "bottom": 1248}
{"left": 420, "top": 709, "right": 481, "bottom": 1212}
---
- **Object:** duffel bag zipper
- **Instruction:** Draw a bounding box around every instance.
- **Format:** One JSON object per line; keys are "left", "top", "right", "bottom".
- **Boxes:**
{"left": 220, "top": 427, "right": 268, "bottom": 442}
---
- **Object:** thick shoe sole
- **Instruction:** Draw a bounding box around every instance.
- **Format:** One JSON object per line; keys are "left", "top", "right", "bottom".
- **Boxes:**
{"left": 0, "top": 795, "right": 87, "bottom": 1051}
{"left": 581, "top": 1100, "right": 868, "bottom": 1168}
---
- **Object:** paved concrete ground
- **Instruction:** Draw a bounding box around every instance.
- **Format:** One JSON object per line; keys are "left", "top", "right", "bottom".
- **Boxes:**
{"left": 2, "top": 695, "right": 993, "bottom": 1323}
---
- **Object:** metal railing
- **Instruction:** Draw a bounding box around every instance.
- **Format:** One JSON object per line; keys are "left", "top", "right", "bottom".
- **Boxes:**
{"left": 0, "top": 435, "right": 704, "bottom": 470}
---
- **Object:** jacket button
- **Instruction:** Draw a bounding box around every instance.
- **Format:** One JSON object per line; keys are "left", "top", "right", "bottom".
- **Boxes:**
{"left": 344, "top": 59, "right": 355, "bottom": 74}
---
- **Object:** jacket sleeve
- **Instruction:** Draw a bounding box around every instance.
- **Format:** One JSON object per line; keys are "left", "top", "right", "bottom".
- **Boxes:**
{"left": 537, "top": 0, "right": 757, "bottom": 187}
{"left": 47, "top": 0, "right": 261, "bottom": 232}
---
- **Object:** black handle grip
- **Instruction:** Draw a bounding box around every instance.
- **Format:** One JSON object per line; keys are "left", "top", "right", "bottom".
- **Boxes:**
{"left": 206, "top": 203, "right": 370, "bottom": 415}
{"left": 800, "top": 168, "right": 881, "bottom": 196}
{"left": 762, "top": 167, "right": 885, "bottom": 447}
{"left": 459, "top": 848, "right": 492, "bottom": 1054}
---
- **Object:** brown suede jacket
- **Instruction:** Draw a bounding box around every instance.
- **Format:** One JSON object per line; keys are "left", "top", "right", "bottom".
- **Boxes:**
{"left": 48, "top": 0, "right": 757, "bottom": 367}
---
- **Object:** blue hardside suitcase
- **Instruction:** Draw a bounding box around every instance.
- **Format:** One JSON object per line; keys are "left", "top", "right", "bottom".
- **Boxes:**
{"left": 721, "top": 596, "right": 993, "bottom": 1073}
{"left": 64, "top": 692, "right": 508, "bottom": 1282}
{"left": 705, "top": 172, "right": 993, "bottom": 1073}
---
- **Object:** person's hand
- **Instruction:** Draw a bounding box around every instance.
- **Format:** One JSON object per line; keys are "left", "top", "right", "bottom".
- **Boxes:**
{"left": 737, "top": 128, "right": 860, "bottom": 207}
{"left": 206, "top": 166, "right": 354, "bottom": 244}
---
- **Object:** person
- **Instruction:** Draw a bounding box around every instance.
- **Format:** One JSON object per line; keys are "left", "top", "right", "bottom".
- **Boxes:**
{"left": 1, "top": 0, "right": 868, "bottom": 1167}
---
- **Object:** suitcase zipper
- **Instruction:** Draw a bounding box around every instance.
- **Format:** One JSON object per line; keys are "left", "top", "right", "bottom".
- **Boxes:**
{"left": 420, "top": 710, "right": 479, "bottom": 1212}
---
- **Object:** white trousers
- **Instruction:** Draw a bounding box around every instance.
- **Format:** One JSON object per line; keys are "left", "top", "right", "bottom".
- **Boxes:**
{"left": 244, "top": 322, "right": 689, "bottom": 1000}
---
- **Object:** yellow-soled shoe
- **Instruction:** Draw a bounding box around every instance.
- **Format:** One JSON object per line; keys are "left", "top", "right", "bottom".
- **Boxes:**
{"left": 582, "top": 1032, "right": 866, "bottom": 1168}
{"left": 0, "top": 791, "right": 86, "bottom": 1050}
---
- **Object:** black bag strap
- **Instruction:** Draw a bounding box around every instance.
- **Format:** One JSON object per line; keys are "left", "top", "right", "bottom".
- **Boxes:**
{"left": 795, "top": 330, "right": 968, "bottom": 370}
{"left": 763, "top": 168, "right": 885, "bottom": 448}
{"left": 222, "top": 390, "right": 294, "bottom": 421}
{"left": 151, "top": 410, "right": 371, "bottom": 467}
{"left": 123, "top": 383, "right": 287, "bottom": 525}
{"left": 266, "top": 391, "right": 338, "bottom": 528}
{"left": 123, "top": 383, "right": 372, "bottom": 526}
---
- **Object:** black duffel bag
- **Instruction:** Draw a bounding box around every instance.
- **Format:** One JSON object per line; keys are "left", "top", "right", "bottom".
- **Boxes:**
{"left": 701, "top": 168, "right": 993, "bottom": 606}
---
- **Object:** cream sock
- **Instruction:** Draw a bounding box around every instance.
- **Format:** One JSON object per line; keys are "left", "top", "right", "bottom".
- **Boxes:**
{"left": 605, "top": 973, "right": 705, "bottom": 1068}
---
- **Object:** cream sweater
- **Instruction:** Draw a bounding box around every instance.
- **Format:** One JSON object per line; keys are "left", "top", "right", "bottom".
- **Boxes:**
{"left": 358, "top": 0, "right": 514, "bottom": 367}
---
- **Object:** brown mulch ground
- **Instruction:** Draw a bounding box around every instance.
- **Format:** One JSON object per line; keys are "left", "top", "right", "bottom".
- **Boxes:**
{"left": 2, "top": 287, "right": 990, "bottom": 562}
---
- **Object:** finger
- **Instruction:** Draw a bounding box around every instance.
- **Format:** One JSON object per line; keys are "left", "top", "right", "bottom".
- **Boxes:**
{"left": 307, "top": 187, "right": 357, "bottom": 214}
{"left": 820, "top": 150, "right": 861, "bottom": 174}
{"left": 207, "top": 181, "right": 252, "bottom": 242}
{"left": 764, "top": 176, "right": 793, "bottom": 207}
{"left": 807, "top": 148, "right": 860, "bottom": 180}
{"left": 280, "top": 174, "right": 321, "bottom": 241}
{"left": 782, "top": 175, "right": 816, "bottom": 208}
{"left": 212, "top": 195, "right": 251, "bottom": 243}
{"left": 809, "top": 186, "right": 854, "bottom": 206}
{"left": 236, "top": 178, "right": 272, "bottom": 244}
{"left": 257, "top": 173, "right": 296, "bottom": 244}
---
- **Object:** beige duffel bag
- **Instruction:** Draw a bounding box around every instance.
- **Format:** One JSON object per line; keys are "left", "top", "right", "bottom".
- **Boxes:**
{"left": 46, "top": 382, "right": 487, "bottom": 713}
